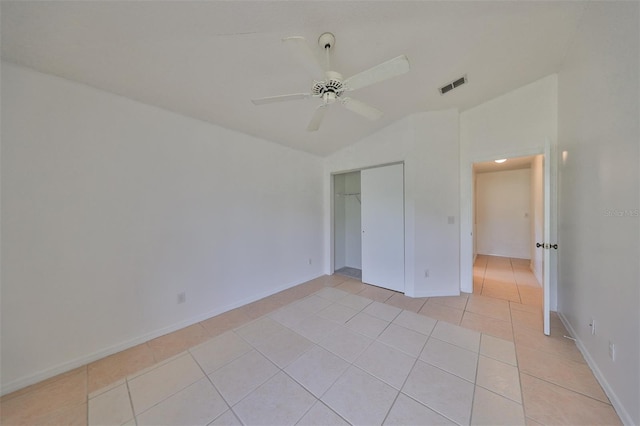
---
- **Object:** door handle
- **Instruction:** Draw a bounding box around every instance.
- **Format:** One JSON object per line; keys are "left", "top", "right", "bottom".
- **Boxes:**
{"left": 536, "top": 242, "right": 558, "bottom": 249}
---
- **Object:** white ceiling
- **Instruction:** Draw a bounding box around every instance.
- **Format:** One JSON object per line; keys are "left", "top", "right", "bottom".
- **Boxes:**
{"left": 1, "top": 1, "right": 586, "bottom": 156}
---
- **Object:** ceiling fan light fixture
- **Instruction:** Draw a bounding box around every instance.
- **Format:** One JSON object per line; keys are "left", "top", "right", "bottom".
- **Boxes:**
{"left": 323, "top": 92, "right": 338, "bottom": 104}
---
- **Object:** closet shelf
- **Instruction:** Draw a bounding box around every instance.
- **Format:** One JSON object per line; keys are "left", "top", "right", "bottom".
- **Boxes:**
{"left": 336, "top": 192, "right": 361, "bottom": 203}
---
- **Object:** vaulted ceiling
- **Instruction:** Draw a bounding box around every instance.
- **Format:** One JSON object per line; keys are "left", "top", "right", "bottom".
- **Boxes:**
{"left": 1, "top": 1, "right": 586, "bottom": 156}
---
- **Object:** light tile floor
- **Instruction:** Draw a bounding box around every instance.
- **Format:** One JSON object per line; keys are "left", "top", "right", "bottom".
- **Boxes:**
{"left": 0, "top": 256, "right": 622, "bottom": 425}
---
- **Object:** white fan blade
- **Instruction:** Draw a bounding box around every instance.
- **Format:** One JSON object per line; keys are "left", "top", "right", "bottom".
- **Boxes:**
{"left": 307, "top": 104, "right": 327, "bottom": 131}
{"left": 344, "top": 55, "right": 410, "bottom": 91}
{"left": 283, "top": 36, "right": 325, "bottom": 80}
{"left": 341, "top": 97, "right": 383, "bottom": 121}
{"left": 251, "top": 93, "right": 311, "bottom": 105}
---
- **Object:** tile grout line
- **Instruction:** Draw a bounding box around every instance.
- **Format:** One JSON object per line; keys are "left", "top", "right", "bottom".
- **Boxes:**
{"left": 379, "top": 316, "right": 436, "bottom": 425}
{"left": 121, "top": 270, "right": 513, "bottom": 423}
{"left": 518, "top": 367, "right": 614, "bottom": 406}
{"left": 511, "top": 283, "right": 531, "bottom": 424}
{"left": 240, "top": 287, "right": 363, "bottom": 425}
{"left": 192, "top": 349, "right": 242, "bottom": 425}
{"left": 212, "top": 286, "right": 357, "bottom": 424}
{"left": 278, "top": 343, "right": 347, "bottom": 426}
{"left": 279, "top": 293, "right": 438, "bottom": 424}
{"left": 510, "top": 258, "right": 524, "bottom": 305}
{"left": 123, "top": 353, "right": 206, "bottom": 422}
{"left": 468, "top": 332, "right": 485, "bottom": 426}
{"left": 124, "top": 377, "right": 137, "bottom": 426}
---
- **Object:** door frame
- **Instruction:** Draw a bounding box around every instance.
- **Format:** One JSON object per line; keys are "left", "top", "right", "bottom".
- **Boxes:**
{"left": 461, "top": 141, "right": 557, "bottom": 334}
{"left": 329, "top": 161, "right": 405, "bottom": 283}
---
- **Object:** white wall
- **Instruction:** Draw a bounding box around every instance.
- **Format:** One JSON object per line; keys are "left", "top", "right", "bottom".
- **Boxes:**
{"left": 530, "top": 155, "right": 543, "bottom": 283}
{"left": 0, "top": 63, "right": 325, "bottom": 393}
{"left": 476, "top": 169, "right": 531, "bottom": 259}
{"left": 557, "top": 2, "right": 639, "bottom": 424}
{"left": 460, "top": 75, "right": 558, "bottom": 298}
{"left": 324, "top": 110, "right": 460, "bottom": 298}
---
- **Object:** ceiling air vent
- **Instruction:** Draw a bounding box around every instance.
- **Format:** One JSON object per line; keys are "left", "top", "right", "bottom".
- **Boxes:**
{"left": 439, "top": 75, "right": 467, "bottom": 95}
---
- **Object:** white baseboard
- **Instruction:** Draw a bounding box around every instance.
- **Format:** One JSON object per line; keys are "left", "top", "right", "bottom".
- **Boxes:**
{"left": 412, "top": 289, "right": 461, "bottom": 298}
{"left": 557, "top": 312, "right": 634, "bottom": 426}
{"left": 1, "top": 273, "right": 323, "bottom": 396}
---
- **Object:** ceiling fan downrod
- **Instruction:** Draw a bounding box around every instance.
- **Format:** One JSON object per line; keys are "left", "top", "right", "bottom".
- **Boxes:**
{"left": 318, "top": 32, "right": 335, "bottom": 72}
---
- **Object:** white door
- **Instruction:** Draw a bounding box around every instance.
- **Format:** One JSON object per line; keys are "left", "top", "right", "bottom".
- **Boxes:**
{"left": 361, "top": 164, "right": 405, "bottom": 292}
{"left": 543, "top": 139, "right": 552, "bottom": 335}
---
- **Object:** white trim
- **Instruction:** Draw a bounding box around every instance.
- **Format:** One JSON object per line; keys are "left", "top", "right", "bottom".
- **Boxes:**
{"left": 0, "top": 273, "right": 322, "bottom": 396}
{"left": 477, "top": 253, "right": 530, "bottom": 260}
{"left": 413, "top": 289, "right": 461, "bottom": 298}
{"left": 558, "top": 312, "right": 633, "bottom": 426}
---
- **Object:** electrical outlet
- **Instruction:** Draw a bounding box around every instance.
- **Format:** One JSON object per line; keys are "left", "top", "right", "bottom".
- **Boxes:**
{"left": 609, "top": 341, "right": 615, "bottom": 361}
{"left": 308, "top": 258, "right": 312, "bottom": 265}
{"left": 425, "top": 269, "right": 430, "bottom": 278}
{"left": 177, "top": 292, "right": 186, "bottom": 304}
{"left": 590, "top": 318, "right": 596, "bottom": 335}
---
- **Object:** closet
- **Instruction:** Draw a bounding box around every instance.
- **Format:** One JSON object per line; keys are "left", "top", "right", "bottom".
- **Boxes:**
{"left": 334, "top": 171, "right": 362, "bottom": 279}
{"left": 333, "top": 163, "right": 405, "bottom": 292}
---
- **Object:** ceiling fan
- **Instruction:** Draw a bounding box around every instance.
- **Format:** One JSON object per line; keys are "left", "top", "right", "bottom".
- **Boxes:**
{"left": 251, "top": 32, "right": 410, "bottom": 131}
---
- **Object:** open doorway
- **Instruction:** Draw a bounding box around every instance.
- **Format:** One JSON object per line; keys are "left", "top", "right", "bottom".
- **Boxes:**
{"left": 464, "top": 140, "right": 556, "bottom": 335}
{"left": 333, "top": 171, "right": 362, "bottom": 280}
{"left": 472, "top": 155, "right": 544, "bottom": 306}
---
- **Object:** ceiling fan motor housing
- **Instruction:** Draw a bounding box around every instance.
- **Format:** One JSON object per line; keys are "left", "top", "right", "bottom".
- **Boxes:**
{"left": 312, "top": 70, "right": 344, "bottom": 103}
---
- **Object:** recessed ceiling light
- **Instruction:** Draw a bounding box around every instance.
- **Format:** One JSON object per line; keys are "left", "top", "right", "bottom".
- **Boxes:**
{"left": 494, "top": 159, "right": 507, "bottom": 163}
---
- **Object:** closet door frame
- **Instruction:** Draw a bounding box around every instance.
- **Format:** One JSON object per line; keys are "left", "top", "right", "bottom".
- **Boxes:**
{"left": 330, "top": 161, "right": 405, "bottom": 292}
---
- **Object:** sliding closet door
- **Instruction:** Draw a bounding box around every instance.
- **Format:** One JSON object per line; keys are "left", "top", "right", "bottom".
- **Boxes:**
{"left": 361, "top": 163, "right": 405, "bottom": 292}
